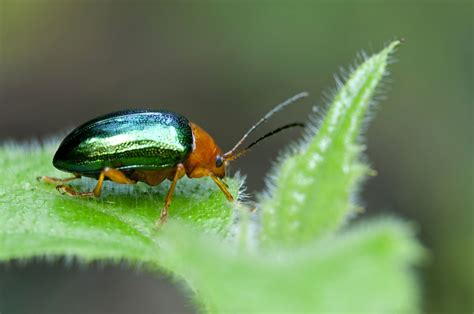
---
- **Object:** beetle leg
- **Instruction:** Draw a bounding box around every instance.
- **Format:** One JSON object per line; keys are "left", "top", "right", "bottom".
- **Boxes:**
{"left": 91, "top": 167, "right": 136, "bottom": 197}
{"left": 209, "top": 174, "right": 234, "bottom": 202}
{"left": 37, "top": 174, "right": 81, "bottom": 184}
{"left": 56, "top": 167, "right": 135, "bottom": 198}
{"left": 56, "top": 184, "right": 94, "bottom": 197}
{"left": 158, "top": 164, "right": 185, "bottom": 225}
{"left": 209, "top": 175, "right": 257, "bottom": 213}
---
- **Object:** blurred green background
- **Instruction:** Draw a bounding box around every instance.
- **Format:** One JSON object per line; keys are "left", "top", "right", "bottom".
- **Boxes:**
{"left": 0, "top": 1, "right": 472, "bottom": 313}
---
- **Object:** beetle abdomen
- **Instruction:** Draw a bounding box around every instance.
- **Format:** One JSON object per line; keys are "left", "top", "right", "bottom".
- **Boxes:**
{"left": 53, "top": 110, "right": 193, "bottom": 174}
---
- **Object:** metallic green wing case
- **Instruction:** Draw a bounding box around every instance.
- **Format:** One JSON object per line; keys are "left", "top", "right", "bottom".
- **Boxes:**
{"left": 53, "top": 110, "right": 193, "bottom": 174}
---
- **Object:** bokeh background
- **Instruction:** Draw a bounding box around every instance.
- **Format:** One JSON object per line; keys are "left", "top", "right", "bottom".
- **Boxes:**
{"left": 0, "top": 1, "right": 472, "bottom": 313}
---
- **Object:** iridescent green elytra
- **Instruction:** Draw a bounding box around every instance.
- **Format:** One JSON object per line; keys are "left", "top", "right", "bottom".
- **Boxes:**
{"left": 53, "top": 110, "right": 194, "bottom": 175}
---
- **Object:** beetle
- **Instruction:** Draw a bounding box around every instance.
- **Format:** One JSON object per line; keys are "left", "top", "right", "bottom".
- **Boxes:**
{"left": 38, "top": 92, "right": 307, "bottom": 224}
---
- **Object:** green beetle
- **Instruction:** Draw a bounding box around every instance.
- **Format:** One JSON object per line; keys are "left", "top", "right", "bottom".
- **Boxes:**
{"left": 38, "top": 93, "right": 307, "bottom": 224}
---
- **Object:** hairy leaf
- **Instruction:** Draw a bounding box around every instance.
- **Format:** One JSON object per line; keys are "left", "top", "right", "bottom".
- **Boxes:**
{"left": 0, "top": 143, "right": 242, "bottom": 262}
{"left": 160, "top": 218, "right": 422, "bottom": 313}
{"left": 0, "top": 41, "right": 423, "bottom": 314}
{"left": 260, "top": 41, "right": 401, "bottom": 246}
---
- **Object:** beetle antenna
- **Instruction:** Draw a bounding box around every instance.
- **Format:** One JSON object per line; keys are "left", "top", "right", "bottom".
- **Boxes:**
{"left": 223, "top": 92, "right": 308, "bottom": 160}
{"left": 225, "top": 122, "right": 305, "bottom": 161}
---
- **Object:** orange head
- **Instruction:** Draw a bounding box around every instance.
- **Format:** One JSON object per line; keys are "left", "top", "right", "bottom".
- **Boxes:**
{"left": 184, "top": 123, "right": 226, "bottom": 179}
{"left": 183, "top": 92, "right": 309, "bottom": 181}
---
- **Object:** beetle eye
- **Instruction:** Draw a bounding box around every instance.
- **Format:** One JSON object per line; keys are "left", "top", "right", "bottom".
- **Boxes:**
{"left": 215, "top": 155, "right": 224, "bottom": 168}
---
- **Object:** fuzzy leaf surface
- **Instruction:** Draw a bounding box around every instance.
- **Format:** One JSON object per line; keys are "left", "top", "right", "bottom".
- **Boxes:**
{"left": 0, "top": 41, "right": 423, "bottom": 314}
{"left": 160, "top": 218, "right": 422, "bottom": 313}
{"left": 261, "top": 41, "right": 401, "bottom": 246}
{"left": 0, "top": 143, "right": 241, "bottom": 262}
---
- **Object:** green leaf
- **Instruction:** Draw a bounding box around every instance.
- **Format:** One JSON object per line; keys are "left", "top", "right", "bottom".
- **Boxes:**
{"left": 0, "top": 142, "right": 242, "bottom": 262}
{"left": 160, "top": 218, "right": 423, "bottom": 313}
{"left": 0, "top": 41, "right": 423, "bottom": 314}
{"left": 260, "top": 41, "right": 401, "bottom": 246}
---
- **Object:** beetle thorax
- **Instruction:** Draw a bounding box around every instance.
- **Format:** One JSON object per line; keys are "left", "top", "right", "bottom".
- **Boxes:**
{"left": 184, "top": 123, "right": 225, "bottom": 178}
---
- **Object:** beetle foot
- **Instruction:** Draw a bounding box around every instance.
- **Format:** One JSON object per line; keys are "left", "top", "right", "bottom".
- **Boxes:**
{"left": 56, "top": 185, "right": 94, "bottom": 197}
{"left": 157, "top": 211, "right": 168, "bottom": 226}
